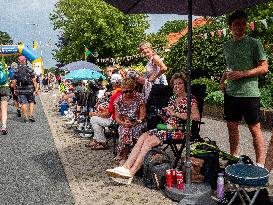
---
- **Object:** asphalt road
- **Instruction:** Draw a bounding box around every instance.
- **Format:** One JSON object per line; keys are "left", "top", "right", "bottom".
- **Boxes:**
{"left": 0, "top": 97, "right": 74, "bottom": 205}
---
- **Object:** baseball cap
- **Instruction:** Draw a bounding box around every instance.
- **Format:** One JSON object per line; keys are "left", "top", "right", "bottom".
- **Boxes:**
{"left": 18, "top": 55, "right": 26, "bottom": 61}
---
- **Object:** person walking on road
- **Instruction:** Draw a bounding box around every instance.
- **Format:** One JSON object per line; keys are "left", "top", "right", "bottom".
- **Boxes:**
{"left": 12, "top": 56, "right": 39, "bottom": 123}
{"left": 0, "top": 62, "right": 10, "bottom": 134}
{"left": 220, "top": 11, "right": 268, "bottom": 167}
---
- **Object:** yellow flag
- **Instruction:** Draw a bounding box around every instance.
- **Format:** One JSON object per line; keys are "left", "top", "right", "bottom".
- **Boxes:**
{"left": 33, "top": 41, "right": 38, "bottom": 50}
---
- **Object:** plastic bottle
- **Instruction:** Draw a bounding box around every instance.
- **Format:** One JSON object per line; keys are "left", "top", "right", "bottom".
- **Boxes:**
{"left": 216, "top": 172, "right": 225, "bottom": 200}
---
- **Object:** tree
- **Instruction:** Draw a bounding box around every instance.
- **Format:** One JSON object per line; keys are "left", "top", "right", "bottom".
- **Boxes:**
{"left": 0, "top": 31, "right": 17, "bottom": 65}
{"left": 50, "top": 0, "right": 149, "bottom": 65}
{"left": 158, "top": 20, "right": 188, "bottom": 35}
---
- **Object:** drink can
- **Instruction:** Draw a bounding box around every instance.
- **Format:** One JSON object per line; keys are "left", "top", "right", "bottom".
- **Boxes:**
{"left": 176, "top": 173, "right": 184, "bottom": 190}
{"left": 170, "top": 169, "right": 177, "bottom": 184}
{"left": 165, "top": 169, "right": 172, "bottom": 188}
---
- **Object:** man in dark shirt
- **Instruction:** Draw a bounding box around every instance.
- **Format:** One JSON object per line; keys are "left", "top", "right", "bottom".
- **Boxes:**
{"left": 12, "top": 56, "right": 39, "bottom": 123}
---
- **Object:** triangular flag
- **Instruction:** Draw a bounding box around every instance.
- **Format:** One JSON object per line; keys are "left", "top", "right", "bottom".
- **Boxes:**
{"left": 84, "top": 46, "right": 91, "bottom": 61}
{"left": 260, "top": 19, "right": 268, "bottom": 28}
{"left": 223, "top": 29, "right": 227, "bottom": 36}
{"left": 249, "top": 21, "right": 255, "bottom": 31}
{"left": 210, "top": 31, "right": 215, "bottom": 37}
{"left": 217, "top": 30, "right": 222, "bottom": 37}
{"left": 33, "top": 41, "right": 38, "bottom": 50}
{"left": 204, "top": 33, "right": 208, "bottom": 39}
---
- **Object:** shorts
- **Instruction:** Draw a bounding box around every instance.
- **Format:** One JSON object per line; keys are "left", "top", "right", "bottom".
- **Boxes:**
{"left": 18, "top": 94, "right": 35, "bottom": 104}
{"left": 0, "top": 86, "right": 11, "bottom": 102}
{"left": 224, "top": 93, "right": 260, "bottom": 125}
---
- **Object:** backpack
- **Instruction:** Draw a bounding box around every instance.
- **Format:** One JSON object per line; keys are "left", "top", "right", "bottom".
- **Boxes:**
{"left": 143, "top": 148, "right": 172, "bottom": 189}
{"left": 0, "top": 70, "right": 8, "bottom": 85}
{"left": 0, "top": 64, "right": 8, "bottom": 85}
{"left": 16, "top": 65, "right": 33, "bottom": 86}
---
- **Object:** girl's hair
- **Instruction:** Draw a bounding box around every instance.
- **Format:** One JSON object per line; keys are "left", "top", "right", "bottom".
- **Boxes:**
{"left": 170, "top": 72, "right": 187, "bottom": 88}
{"left": 139, "top": 41, "right": 152, "bottom": 51}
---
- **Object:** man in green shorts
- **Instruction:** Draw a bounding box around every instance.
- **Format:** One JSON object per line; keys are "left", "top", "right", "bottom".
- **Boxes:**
{"left": 220, "top": 11, "right": 268, "bottom": 167}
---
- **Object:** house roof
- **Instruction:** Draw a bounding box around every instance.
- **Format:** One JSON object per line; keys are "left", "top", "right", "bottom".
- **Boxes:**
{"left": 167, "top": 17, "right": 209, "bottom": 45}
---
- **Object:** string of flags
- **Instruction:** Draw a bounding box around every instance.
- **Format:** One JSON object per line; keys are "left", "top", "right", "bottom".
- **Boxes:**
{"left": 96, "top": 53, "right": 145, "bottom": 63}
{"left": 201, "top": 17, "right": 272, "bottom": 39}
{"left": 95, "top": 46, "right": 166, "bottom": 64}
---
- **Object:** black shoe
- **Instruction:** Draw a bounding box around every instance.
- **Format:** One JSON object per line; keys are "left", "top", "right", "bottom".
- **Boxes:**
{"left": 17, "top": 109, "right": 21, "bottom": 117}
{"left": 1, "top": 128, "right": 7, "bottom": 135}
{"left": 29, "top": 115, "right": 35, "bottom": 122}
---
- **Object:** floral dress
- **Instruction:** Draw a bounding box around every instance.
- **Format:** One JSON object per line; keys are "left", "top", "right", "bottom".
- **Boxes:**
{"left": 114, "top": 92, "right": 147, "bottom": 153}
{"left": 148, "top": 94, "right": 197, "bottom": 141}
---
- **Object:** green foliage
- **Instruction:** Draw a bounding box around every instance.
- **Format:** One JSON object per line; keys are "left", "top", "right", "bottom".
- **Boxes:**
{"left": 205, "top": 91, "right": 224, "bottom": 106}
{"left": 260, "top": 79, "right": 273, "bottom": 108}
{"left": 158, "top": 20, "right": 188, "bottom": 35}
{"left": 128, "top": 64, "right": 146, "bottom": 73}
{"left": 0, "top": 31, "right": 17, "bottom": 65}
{"left": 50, "top": 0, "right": 149, "bottom": 65}
{"left": 192, "top": 77, "right": 220, "bottom": 95}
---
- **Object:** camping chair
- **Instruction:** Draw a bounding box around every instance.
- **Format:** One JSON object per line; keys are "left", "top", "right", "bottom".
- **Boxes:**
{"left": 146, "top": 84, "right": 207, "bottom": 168}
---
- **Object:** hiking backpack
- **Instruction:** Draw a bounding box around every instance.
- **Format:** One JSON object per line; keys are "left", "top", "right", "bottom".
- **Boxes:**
{"left": 16, "top": 65, "right": 33, "bottom": 86}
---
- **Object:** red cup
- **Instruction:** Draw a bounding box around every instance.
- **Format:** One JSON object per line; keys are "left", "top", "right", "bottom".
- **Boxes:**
{"left": 176, "top": 173, "right": 184, "bottom": 190}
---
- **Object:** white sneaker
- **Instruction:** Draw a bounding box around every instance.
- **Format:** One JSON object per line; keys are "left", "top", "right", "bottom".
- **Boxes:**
{"left": 110, "top": 177, "right": 133, "bottom": 185}
{"left": 106, "top": 166, "right": 131, "bottom": 179}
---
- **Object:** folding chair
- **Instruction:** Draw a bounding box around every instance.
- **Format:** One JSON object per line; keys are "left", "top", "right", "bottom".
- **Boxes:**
{"left": 160, "top": 84, "right": 207, "bottom": 167}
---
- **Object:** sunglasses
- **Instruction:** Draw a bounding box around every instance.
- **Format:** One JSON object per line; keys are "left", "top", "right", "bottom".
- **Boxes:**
{"left": 123, "top": 90, "right": 134, "bottom": 94}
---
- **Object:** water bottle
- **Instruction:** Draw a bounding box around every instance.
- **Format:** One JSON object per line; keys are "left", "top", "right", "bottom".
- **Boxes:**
{"left": 216, "top": 172, "right": 225, "bottom": 201}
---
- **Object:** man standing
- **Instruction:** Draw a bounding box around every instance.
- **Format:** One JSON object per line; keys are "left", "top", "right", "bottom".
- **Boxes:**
{"left": 220, "top": 11, "right": 268, "bottom": 166}
{"left": 12, "top": 56, "right": 39, "bottom": 123}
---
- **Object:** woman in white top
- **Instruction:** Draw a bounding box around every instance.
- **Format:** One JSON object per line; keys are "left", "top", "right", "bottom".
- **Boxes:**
{"left": 138, "top": 41, "right": 168, "bottom": 101}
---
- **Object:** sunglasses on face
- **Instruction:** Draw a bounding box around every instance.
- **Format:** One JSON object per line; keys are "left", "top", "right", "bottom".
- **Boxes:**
{"left": 123, "top": 90, "right": 134, "bottom": 94}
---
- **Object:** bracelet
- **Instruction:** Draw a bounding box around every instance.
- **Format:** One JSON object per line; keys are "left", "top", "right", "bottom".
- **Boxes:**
{"left": 137, "top": 119, "right": 142, "bottom": 123}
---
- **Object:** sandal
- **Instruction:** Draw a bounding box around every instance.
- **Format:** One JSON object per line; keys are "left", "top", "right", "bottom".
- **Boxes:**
{"left": 114, "top": 155, "right": 123, "bottom": 165}
{"left": 85, "top": 140, "right": 97, "bottom": 148}
{"left": 91, "top": 142, "right": 108, "bottom": 150}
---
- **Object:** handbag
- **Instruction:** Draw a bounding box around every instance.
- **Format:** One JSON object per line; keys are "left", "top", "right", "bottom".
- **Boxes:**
{"left": 143, "top": 148, "right": 172, "bottom": 189}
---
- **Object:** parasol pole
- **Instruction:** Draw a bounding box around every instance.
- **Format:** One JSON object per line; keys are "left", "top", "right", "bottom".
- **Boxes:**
{"left": 185, "top": 0, "right": 193, "bottom": 185}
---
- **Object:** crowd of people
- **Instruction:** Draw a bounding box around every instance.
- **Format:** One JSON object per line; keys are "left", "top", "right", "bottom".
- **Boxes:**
{"left": 1, "top": 10, "right": 273, "bottom": 190}
{"left": 57, "top": 11, "right": 273, "bottom": 186}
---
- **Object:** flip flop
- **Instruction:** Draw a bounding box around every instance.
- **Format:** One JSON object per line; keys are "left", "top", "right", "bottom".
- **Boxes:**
{"left": 91, "top": 142, "right": 108, "bottom": 150}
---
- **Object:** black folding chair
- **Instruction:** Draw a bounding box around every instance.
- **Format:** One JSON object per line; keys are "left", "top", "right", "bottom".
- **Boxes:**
{"left": 147, "top": 84, "right": 206, "bottom": 168}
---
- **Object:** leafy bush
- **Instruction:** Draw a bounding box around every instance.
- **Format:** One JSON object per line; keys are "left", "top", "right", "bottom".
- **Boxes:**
{"left": 205, "top": 91, "right": 224, "bottom": 106}
{"left": 192, "top": 78, "right": 220, "bottom": 95}
{"left": 260, "top": 84, "right": 273, "bottom": 109}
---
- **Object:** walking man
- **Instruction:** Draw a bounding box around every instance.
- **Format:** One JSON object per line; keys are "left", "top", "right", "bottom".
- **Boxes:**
{"left": 12, "top": 56, "right": 39, "bottom": 122}
{"left": 220, "top": 11, "right": 268, "bottom": 166}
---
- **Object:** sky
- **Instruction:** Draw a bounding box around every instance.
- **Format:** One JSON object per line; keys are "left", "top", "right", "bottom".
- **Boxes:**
{"left": 0, "top": 0, "right": 186, "bottom": 68}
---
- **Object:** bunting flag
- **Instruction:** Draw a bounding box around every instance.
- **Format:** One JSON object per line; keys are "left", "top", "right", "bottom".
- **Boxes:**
{"left": 222, "top": 28, "right": 227, "bottom": 36}
{"left": 84, "top": 46, "right": 91, "bottom": 61}
{"left": 250, "top": 21, "right": 255, "bottom": 31}
{"left": 260, "top": 19, "right": 268, "bottom": 28}
{"left": 210, "top": 31, "right": 215, "bottom": 37}
{"left": 33, "top": 41, "right": 38, "bottom": 50}
{"left": 217, "top": 30, "right": 222, "bottom": 37}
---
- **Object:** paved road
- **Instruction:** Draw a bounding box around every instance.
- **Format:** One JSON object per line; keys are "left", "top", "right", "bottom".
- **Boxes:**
{"left": 0, "top": 98, "right": 74, "bottom": 205}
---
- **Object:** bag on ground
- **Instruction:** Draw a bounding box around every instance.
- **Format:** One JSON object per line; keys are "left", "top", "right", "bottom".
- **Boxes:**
{"left": 143, "top": 148, "right": 172, "bottom": 189}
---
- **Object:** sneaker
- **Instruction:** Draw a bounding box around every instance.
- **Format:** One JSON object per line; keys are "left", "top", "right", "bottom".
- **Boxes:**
{"left": 1, "top": 128, "right": 7, "bottom": 135}
{"left": 110, "top": 176, "right": 133, "bottom": 185}
{"left": 17, "top": 109, "right": 21, "bottom": 117}
{"left": 29, "top": 115, "right": 36, "bottom": 122}
{"left": 106, "top": 166, "right": 131, "bottom": 179}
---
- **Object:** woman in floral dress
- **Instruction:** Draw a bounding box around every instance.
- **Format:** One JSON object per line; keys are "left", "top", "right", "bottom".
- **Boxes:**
{"left": 114, "top": 78, "right": 146, "bottom": 165}
{"left": 107, "top": 73, "right": 200, "bottom": 184}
